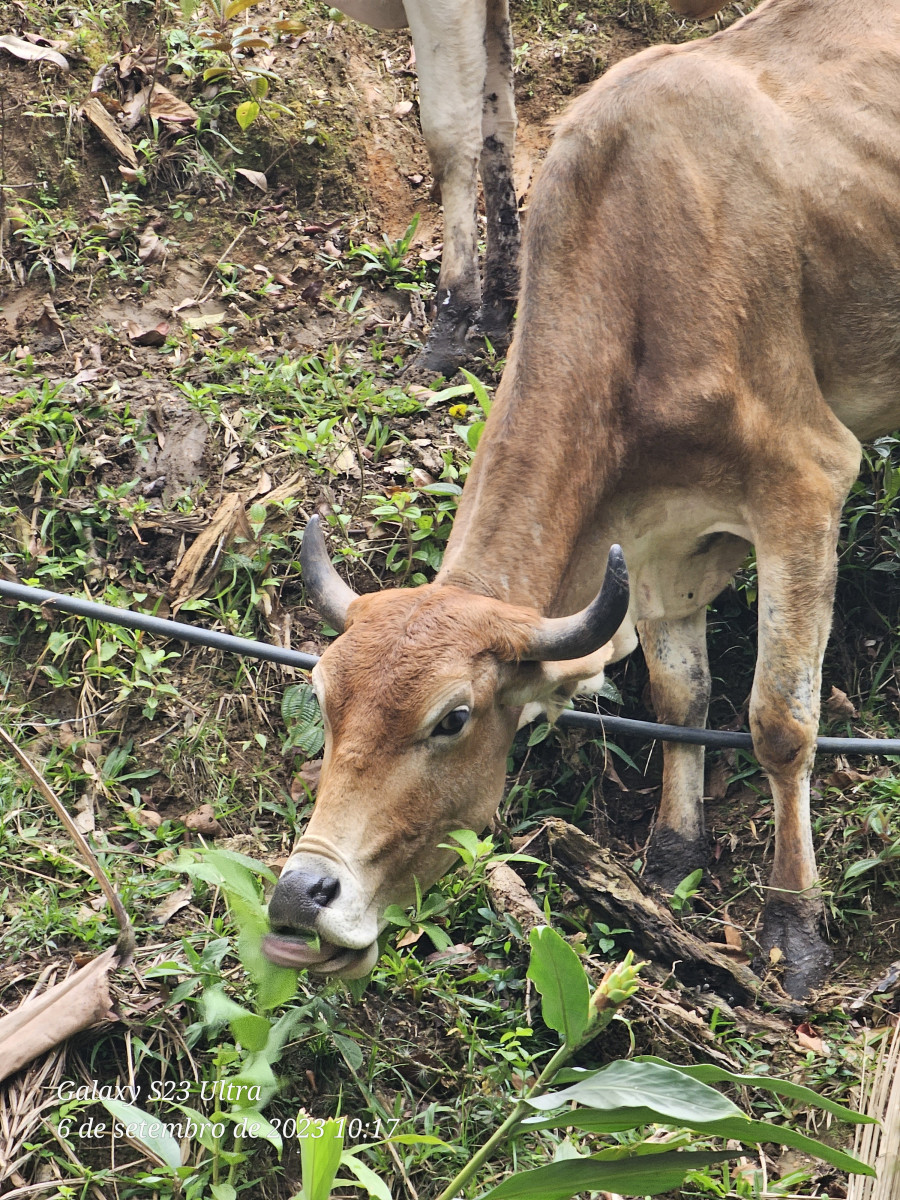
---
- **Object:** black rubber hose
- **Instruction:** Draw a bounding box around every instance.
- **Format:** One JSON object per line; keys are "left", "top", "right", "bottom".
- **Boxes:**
{"left": 0, "top": 580, "right": 319, "bottom": 671}
{"left": 2, "top": 578, "right": 899, "bottom": 755}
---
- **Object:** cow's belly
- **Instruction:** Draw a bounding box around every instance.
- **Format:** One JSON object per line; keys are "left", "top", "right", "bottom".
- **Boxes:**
{"left": 825, "top": 375, "right": 900, "bottom": 445}
{"left": 590, "top": 492, "right": 753, "bottom": 627}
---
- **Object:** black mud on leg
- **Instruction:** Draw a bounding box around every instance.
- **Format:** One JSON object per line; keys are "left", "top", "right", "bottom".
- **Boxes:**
{"left": 643, "top": 825, "right": 708, "bottom": 893}
{"left": 479, "top": 133, "right": 520, "bottom": 344}
{"left": 412, "top": 289, "right": 479, "bottom": 376}
{"left": 757, "top": 896, "right": 832, "bottom": 999}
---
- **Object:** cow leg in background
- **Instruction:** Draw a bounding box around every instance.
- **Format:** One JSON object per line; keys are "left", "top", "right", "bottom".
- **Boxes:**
{"left": 749, "top": 447, "right": 859, "bottom": 998}
{"left": 638, "top": 609, "right": 711, "bottom": 889}
{"left": 405, "top": 0, "right": 487, "bottom": 374}
{"left": 479, "top": 0, "right": 520, "bottom": 346}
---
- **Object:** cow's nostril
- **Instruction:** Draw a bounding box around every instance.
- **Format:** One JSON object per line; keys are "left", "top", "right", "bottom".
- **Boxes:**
{"left": 309, "top": 875, "right": 340, "bottom": 907}
{"left": 269, "top": 867, "right": 341, "bottom": 930}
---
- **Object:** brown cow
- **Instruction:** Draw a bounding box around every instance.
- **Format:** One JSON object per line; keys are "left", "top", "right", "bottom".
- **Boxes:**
{"left": 331, "top": 0, "right": 725, "bottom": 372}
{"left": 265, "top": 0, "right": 900, "bottom": 998}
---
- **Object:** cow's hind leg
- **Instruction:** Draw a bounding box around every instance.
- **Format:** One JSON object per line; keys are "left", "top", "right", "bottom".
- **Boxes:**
{"left": 479, "top": 0, "right": 520, "bottom": 348}
{"left": 639, "top": 608, "right": 711, "bottom": 890}
{"left": 405, "top": 0, "right": 487, "bottom": 374}
{"left": 750, "top": 449, "right": 859, "bottom": 997}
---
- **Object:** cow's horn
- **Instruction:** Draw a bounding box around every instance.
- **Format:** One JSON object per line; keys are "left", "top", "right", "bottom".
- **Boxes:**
{"left": 301, "top": 516, "right": 359, "bottom": 633}
{"left": 523, "top": 545, "right": 629, "bottom": 661}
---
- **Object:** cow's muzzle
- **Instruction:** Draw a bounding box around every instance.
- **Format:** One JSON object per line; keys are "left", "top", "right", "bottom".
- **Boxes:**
{"left": 263, "top": 853, "right": 380, "bottom": 977}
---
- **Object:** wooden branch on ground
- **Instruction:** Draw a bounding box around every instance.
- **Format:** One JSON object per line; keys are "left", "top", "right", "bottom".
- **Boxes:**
{"left": 543, "top": 819, "right": 803, "bottom": 1016}
{"left": 485, "top": 862, "right": 546, "bottom": 934}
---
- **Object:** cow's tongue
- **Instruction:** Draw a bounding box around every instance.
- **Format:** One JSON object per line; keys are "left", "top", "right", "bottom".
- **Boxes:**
{"left": 262, "top": 933, "right": 332, "bottom": 969}
{"left": 262, "top": 933, "right": 372, "bottom": 975}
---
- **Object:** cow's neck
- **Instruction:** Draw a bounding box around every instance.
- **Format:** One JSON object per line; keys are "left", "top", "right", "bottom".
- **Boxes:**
{"left": 436, "top": 371, "right": 617, "bottom": 617}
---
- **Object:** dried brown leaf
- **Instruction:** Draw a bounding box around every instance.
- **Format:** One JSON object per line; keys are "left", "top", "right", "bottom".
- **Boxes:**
{"left": 168, "top": 493, "right": 252, "bottom": 607}
{"left": 236, "top": 168, "right": 268, "bottom": 191}
{"left": 123, "top": 318, "right": 169, "bottom": 346}
{"left": 0, "top": 34, "right": 69, "bottom": 70}
{"left": 148, "top": 84, "right": 199, "bottom": 125}
{"left": 151, "top": 884, "right": 193, "bottom": 924}
{"left": 795, "top": 1021, "right": 830, "bottom": 1056}
{"left": 138, "top": 226, "right": 167, "bottom": 264}
{"left": 825, "top": 685, "right": 858, "bottom": 721}
{"left": 0, "top": 946, "right": 118, "bottom": 1084}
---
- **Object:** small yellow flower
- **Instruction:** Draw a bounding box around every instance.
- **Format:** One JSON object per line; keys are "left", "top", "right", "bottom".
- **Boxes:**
{"left": 448, "top": 403, "right": 469, "bottom": 417}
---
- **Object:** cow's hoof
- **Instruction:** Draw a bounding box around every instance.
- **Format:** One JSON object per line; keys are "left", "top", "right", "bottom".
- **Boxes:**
{"left": 477, "top": 295, "right": 516, "bottom": 348}
{"left": 408, "top": 307, "right": 478, "bottom": 377}
{"left": 642, "top": 827, "right": 708, "bottom": 892}
{"left": 408, "top": 338, "right": 468, "bottom": 378}
{"left": 756, "top": 898, "right": 832, "bottom": 999}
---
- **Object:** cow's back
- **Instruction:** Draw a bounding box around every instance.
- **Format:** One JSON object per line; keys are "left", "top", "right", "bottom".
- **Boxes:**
{"left": 518, "top": 0, "right": 900, "bottom": 445}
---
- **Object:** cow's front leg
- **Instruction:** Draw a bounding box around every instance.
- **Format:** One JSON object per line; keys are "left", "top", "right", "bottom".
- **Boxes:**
{"left": 405, "top": 0, "right": 487, "bottom": 374}
{"left": 479, "top": 0, "right": 520, "bottom": 347}
{"left": 750, "top": 486, "right": 849, "bottom": 998}
{"left": 639, "top": 608, "right": 711, "bottom": 890}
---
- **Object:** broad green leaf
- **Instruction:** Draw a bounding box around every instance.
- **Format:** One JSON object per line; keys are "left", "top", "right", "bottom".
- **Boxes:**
{"left": 420, "top": 482, "right": 461, "bottom": 496}
{"left": 264, "top": 1006, "right": 315, "bottom": 1064}
{"left": 688, "top": 1117, "right": 874, "bottom": 1176}
{"left": 203, "top": 849, "right": 267, "bottom": 904}
{"left": 230, "top": 1053, "right": 278, "bottom": 1104}
{"left": 526, "top": 1060, "right": 742, "bottom": 1124}
{"left": 459, "top": 367, "right": 492, "bottom": 415}
{"left": 844, "top": 858, "right": 880, "bottom": 879}
{"left": 230, "top": 1012, "right": 272, "bottom": 1052}
{"left": 479, "top": 1150, "right": 735, "bottom": 1200}
{"left": 300, "top": 1116, "right": 344, "bottom": 1200}
{"left": 445, "top": 828, "right": 482, "bottom": 863}
{"left": 282, "top": 682, "right": 326, "bottom": 758}
{"left": 236, "top": 100, "right": 260, "bottom": 130}
{"left": 421, "top": 921, "right": 453, "bottom": 951}
{"left": 172, "top": 856, "right": 229, "bottom": 889}
{"left": 465, "top": 420, "right": 485, "bottom": 450}
{"left": 227, "top": 890, "right": 299, "bottom": 1009}
{"left": 170, "top": 1103, "right": 223, "bottom": 1153}
{"left": 636, "top": 1058, "right": 876, "bottom": 1124}
{"left": 332, "top": 1030, "right": 364, "bottom": 1071}
{"left": 206, "top": 846, "right": 279, "bottom": 884}
{"left": 210, "top": 1184, "right": 236, "bottom": 1200}
{"left": 339, "top": 1151, "right": 393, "bottom": 1200}
{"left": 221, "top": 1108, "right": 283, "bottom": 1155}
{"left": 352, "top": 1134, "right": 456, "bottom": 1151}
{"left": 526, "top": 927, "right": 591, "bottom": 1046}
{"left": 202, "top": 985, "right": 252, "bottom": 1029}
{"left": 224, "top": 0, "right": 258, "bottom": 16}
{"left": 521, "top": 1108, "right": 873, "bottom": 1174}
{"left": 99, "top": 1099, "right": 182, "bottom": 1170}
{"left": 522, "top": 1107, "right": 726, "bottom": 1134}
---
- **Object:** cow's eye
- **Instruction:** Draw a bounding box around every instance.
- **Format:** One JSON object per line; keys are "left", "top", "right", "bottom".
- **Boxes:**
{"left": 431, "top": 706, "right": 470, "bottom": 737}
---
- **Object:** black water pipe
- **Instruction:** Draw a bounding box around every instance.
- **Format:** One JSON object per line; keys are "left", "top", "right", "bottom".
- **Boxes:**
{"left": 2, "top": 578, "right": 900, "bottom": 756}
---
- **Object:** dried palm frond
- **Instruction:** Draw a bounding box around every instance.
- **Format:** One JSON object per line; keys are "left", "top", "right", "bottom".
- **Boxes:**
{"left": 848, "top": 1022, "right": 900, "bottom": 1200}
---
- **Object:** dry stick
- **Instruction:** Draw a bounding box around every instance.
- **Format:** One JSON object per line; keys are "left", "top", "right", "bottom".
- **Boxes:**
{"left": 194, "top": 228, "right": 247, "bottom": 306}
{"left": 0, "top": 727, "right": 135, "bottom": 963}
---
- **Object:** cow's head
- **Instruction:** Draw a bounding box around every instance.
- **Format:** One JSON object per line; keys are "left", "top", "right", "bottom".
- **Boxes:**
{"left": 263, "top": 518, "right": 628, "bottom": 978}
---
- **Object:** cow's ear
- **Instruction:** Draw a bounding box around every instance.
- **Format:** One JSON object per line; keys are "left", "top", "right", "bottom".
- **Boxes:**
{"left": 500, "top": 645, "right": 614, "bottom": 727}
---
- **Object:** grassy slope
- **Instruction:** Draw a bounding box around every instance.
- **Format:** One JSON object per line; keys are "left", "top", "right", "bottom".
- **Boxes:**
{"left": 1, "top": 0, "right": 899, "bottom": 1197}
